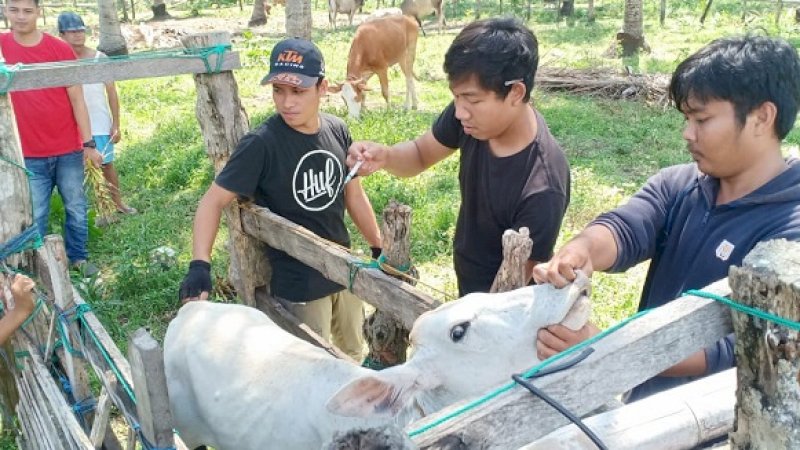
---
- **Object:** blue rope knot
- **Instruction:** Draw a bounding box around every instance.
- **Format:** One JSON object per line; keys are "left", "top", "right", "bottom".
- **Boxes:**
{"left": 72, "top": 397, "right": 96, "bottom": 415}
{"left": 0, "top": 225, "right": 43, "bottom": 262}
{"left": 182, "top": 44, "right": 231, "bottom": 74}
{"left": 376, "top": 254, "right": 411, "bottom": 273}
{"left": 0, "top": 63, "right": 19, "bottom": 94}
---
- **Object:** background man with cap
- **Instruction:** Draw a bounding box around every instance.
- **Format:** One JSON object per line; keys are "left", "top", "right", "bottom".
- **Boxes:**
{"left": 59, "top": 11, "right": 135, "bottom": 224}
{"left": 179, "top": 38, "right": 382, "bottom": 361}
{"left": 1, "top": 0, "right": 102, "bottom": 276}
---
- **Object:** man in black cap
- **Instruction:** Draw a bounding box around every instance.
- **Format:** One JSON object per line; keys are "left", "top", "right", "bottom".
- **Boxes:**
{"left": 179, "top": 38, "right": 382, "bottom": 361}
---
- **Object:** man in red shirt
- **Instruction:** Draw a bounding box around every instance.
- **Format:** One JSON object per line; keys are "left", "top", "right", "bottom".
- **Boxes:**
{"left": 1, "top": 0, "right": 102, "bottom": 275}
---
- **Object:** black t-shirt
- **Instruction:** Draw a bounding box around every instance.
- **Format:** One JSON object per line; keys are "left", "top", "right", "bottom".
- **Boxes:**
{"left": 215, "top": 113, "right": 351, "bottom": 302}
{"left": 432, "top": 102, "right": 570, "bottom": 296}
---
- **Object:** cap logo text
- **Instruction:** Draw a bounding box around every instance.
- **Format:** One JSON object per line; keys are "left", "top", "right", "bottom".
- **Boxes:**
{"left": 277, "top": 50, "right": 304, "bottom": 64}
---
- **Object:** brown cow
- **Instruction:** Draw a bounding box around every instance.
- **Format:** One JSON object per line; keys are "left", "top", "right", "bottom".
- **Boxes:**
{"left": 328, "top": 14, "right": 419, "bottom": 119}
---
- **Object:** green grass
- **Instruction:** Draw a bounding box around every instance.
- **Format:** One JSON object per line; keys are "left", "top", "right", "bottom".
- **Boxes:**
{"left": 37, "top": 0, "right": 800, "bottom": 350}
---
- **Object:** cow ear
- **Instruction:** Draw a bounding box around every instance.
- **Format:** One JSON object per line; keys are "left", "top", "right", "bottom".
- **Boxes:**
{"left": 328, "top": 82, "right": 343, "bottom": 93}
{"left": 326, "top": 366, "right": 429, "bottom": 418}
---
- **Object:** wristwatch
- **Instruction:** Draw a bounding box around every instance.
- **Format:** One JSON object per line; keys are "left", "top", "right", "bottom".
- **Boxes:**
{"left": 82, "top": 139, "right": 97, "bottom": 149}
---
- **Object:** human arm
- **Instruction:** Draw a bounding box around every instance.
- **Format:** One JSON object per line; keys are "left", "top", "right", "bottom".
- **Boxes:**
{"left": 344, "top": 177, "right": 382, "bottom": 251}
{"left": 66, "top": 84, "right": 102, "bottom": 167}
{"left": 347, "top": 131, "right": 455, "bottom": 178}
{"left": 105, "top": 81, "right": 121, "bottom": 143}
{"left": 0, "top": 274, "right": 37, "bottom": 345}
{"left": 178, "top": 183, "right": 238, "bottom": 302}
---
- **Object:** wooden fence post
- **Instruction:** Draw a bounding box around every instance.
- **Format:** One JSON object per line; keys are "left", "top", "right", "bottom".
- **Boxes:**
{"left": 128, "top": 327, "right": 177, "bottom": 449}
{"left": 181, "top": 31, "right": 269, "bottom": 307}
{"left": 490, "top": 227, "right": 533, "bottom": 293}
{"left": 728, "top": 239, "right": 800, "bottom": 449}
{"left": 364, "top": 201, "right": 414, "bottom": 368}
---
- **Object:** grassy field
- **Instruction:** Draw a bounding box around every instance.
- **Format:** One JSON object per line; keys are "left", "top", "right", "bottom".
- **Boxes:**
{"left": 1, "top": 0, "right": 795, "bottom": 446}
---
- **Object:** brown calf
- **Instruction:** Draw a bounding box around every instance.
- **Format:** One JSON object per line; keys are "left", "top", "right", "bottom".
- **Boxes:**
{"left": 329, "top": 14, "right": 419, "bottom": 119}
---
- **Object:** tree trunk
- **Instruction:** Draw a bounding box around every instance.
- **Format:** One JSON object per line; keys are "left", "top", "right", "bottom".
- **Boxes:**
{"left": 151, "top": 0, "right": 171, "bottom": 20}
{"left": 618, "top": 0, "right": 645, "bottom": 56}
{"left": 363, "top": 201, "right": 415, "bottom": 369}
{"left": 587, "top": 0, "right": 595, "bottom": 22}
{"left": 700, "top": 0, "right": 713, "bottom": 24}
{"left": 659, "top": 0, "right": 665, "bottom": 25}
{"left": 559, "top": 0, "right": 574, "bottom": 17}
{"left": 728, "top": 239, "right": 800, "bottom": 449}
{"left": 118, "top": 0, "right": 129, "bottom": 22}
{"left": 285, "top": 0, "right": 312, "bottom": 40}
{"left": 97, "top": 0, "right": 129, "bottom": 56}
{"left": 249, "top": 0, "right": 269, "bottom": 27}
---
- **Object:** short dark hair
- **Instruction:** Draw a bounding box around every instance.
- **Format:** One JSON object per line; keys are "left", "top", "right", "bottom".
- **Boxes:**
{"left": 8, "top": 0, "right": 40, "bottom": 7}
{"left": 443, "top": 17, "right": 539, "bottom": 102}
{"left": 669, "top": 35, "right": 800, "bottom": 139}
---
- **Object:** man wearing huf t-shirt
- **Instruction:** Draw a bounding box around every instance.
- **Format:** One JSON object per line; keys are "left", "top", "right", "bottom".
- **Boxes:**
{"left": 179, "top": 38, "right": 382, "bottom": 361}
{"left": 1, "top": 0, "right": 103, "bottom": 276}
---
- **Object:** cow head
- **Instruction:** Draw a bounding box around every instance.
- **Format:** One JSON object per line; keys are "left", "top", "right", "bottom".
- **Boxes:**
{"left": 329, "top": 78, "right": 371, "bottom": 119}
{"left": 327, "top": 274, "right": 592, "bottom": 419}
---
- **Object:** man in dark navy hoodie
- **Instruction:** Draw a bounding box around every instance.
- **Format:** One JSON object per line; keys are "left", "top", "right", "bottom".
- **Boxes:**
{"left": 532, "top": 35, "right": 800, "bottom": 402}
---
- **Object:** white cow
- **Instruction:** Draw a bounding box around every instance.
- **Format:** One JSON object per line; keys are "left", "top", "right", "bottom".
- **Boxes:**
{"left": 164, "top": 275, "right": 591, "bottom": 449}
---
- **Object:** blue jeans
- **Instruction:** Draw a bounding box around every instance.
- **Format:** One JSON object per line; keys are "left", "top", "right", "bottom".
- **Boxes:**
{"left": 25, "top": 151, "right": 89, "bottom": 263}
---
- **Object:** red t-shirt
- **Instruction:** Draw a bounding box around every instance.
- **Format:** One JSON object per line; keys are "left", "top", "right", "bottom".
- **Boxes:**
{"left": 0, "top": 32, "right": 81, "bottom": 157}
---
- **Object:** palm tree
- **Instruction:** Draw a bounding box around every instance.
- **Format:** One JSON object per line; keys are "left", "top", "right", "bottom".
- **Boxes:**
{"left": 285, "top": 0, "right": 311, "bottom": 39}
{"left": 249, "top": 0, "right": 269, "bottom": 27}
{"left": 618, "top": 0, "right": 644, "bottom": 56}
{"left": 97, "top": 0, "right": 128, "bottom": 56}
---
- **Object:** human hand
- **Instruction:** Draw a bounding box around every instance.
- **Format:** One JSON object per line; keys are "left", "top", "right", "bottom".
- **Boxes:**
{"left": 9, "top": 274, "right": 36, "bottom": 319}
{"left": 536, "top": 322, "right": 599, "bottom": 360}
{"left": 532, "top": 235, "right": 595, "bottom": 288}
{"left": 85, "top": 148, "right": 103, "bottom": 168}
{"left": 178, "top": 260, "right": 212, "bottom": 303}
{"left": 110, "top": 127, "right": 121, "bottom": 144}
{"left": 346, "top": 141, "right": 390, "bottom": 176}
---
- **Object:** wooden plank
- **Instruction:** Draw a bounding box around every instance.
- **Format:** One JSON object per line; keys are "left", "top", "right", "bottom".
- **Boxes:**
{"left": 127, "top": 328, "right": 176, "bottom": 449}
{"left": 407, "top": 279, "right": 733, "bottom": 449}
{"left": 255, "top": 289, "right": 356, "bottom": 362}
{"left": 523, "top": 369, "right": 735, "bottom": 449}
{"left": 4, "top": 50, "right": 240, "bottom": 92}
{"left": 89, "top": 372, "right": 115, "bottom": 449}
{"left": 241, "top": 204, "right": 441, "bottom": 330}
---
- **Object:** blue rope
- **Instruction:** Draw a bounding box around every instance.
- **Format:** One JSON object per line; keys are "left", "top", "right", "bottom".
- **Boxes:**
{"left": 133, "top": 423, "right": 177, "bottom": 450}
{"left": 683, "top": 289, "right": 800, "bottom": 331}
{"left": 0, "top": 225, "right": 43, "bottom": 262}
{"left": 0, "top": 63, "right": 19, "bottom": 94}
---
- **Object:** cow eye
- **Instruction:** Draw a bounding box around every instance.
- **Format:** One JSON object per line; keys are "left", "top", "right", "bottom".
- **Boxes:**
{"left": 449, "top": 322, "right": 470, "bottom": 342}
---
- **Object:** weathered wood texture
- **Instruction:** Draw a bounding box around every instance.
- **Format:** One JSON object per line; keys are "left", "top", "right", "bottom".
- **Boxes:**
{"left": 364, "top": 201, "right": 415, "bottom": 368}
{"left": 729, "top": 239, "right": 800, "bottom": 449}
{"left": 523, "top": 368, "right": 735, "bottom": 450}
{"left": 128, "top": 328, "right": 177, "bottom": 448}
{"left": 181, "top": 32, "right": 269, "bottom": 307}
{"left": 89, "top": 372, "right": 116, "bottom": 449}
{"left": 3, "top": 50, "right": 240, "bottom": 92}
{"left": 255, "top": 289, "right": 356, "bottom": 362}
{"left": 490, "top": 227, "right": 532, "bottom": 293}
{"left": 241, "top": 204, "right": 441, "bottom": 329}
{"left": 0, "top": 92, "right": 32, "bottom": 269}
{"left": 408, "top": 279, "right": 733, "bottom": 449}
{"left": 35, "top": 237, "right": 93, "bottom": 426}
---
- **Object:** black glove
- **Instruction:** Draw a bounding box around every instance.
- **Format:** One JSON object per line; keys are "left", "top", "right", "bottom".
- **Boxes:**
{"left": 179, "top": 260, "right": 212, "bottom": 301}
{"left": 371, "top": 247, "right": 382, "bottom": 260}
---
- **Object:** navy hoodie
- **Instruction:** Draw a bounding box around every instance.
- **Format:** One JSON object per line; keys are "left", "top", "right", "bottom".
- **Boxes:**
{"left": 593, "top": 158, "right": 800, "bottom": 402}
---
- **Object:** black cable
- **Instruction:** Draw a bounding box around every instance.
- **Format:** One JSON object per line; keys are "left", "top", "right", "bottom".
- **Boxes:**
{"left": 512, "top": 373, "right": 608, "bottom": 450}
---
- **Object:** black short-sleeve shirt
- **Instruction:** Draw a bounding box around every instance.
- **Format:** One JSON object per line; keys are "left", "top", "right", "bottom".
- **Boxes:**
{"left": 215, "top": 113, "right": 351, "bottom": 301}
{"left": 432, "top": 102, "right": 570, "bottom": 295}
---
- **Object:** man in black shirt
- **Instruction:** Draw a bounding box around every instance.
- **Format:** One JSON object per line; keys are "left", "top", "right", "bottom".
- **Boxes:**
{"left": 347, "top": 18, "right": 570, "bottom": 295}
{"left": 179, "top": 38, "right": 382, "bottom": 360}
